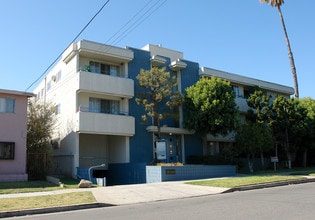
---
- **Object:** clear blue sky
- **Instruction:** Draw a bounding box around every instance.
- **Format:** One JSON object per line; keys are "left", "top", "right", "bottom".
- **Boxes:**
{"left": 1, "top": 0, "right": 314, "bottom": 98}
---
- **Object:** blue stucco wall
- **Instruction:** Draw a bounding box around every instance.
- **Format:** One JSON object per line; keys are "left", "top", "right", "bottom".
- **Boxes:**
{"left": 179, "top": 60, "right": 204, "bottom": 161}
{"left": 184, "top": 135, "right": 203, "bottom": 161}
{"left": 107, "top": 163, "right": 146, "bottom": 185}
{"left": 180, "top": 59, "right": 200, "bottom": 91}
{"left": 146, "top": 165, "right": 236, "bottom": 183}
{"left": 128, "top": 47, "right": 154, "bottom": 163}
{"left": 127, "top": 47, "right": 205, "bottom": 165}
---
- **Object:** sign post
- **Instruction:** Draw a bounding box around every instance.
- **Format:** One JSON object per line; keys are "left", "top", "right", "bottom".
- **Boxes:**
{"left": 270, "top": 156, "right": 279, "bottom": 171}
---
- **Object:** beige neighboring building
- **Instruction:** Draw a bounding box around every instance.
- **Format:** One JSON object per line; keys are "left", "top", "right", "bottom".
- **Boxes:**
{"left": 0, "top": 89, "right": 34, "bottom": 182}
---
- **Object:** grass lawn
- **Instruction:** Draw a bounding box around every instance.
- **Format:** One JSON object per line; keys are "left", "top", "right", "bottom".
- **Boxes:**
{"left": 186, "top": 175, "right": 307, "bottom": 188}
{"left": 0, "top": 178, "right": 81, "bottom": 194}
{"left": 0, "top": 191, "right": 96, "bottom": 212}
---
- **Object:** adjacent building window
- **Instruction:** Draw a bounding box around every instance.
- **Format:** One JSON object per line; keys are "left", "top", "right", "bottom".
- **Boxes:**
{"left": 0, "top": 98, "right": 15, "bottom": 113}
{"left": 89, "top": 61, "right": 120, "bottom": 76}
{"left": 89, "top": 98, "right": 119, "bottom": 114}
{"left": 232, "top": 86, "right": 239, "bottom": 97}
{"left": 0, "top": 142, "right": 15, "bottom": 159}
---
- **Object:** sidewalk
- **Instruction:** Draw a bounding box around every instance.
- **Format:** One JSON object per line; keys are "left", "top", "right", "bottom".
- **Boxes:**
{"left": 0, "top": 180, "right": 228, "bottom": 218}
{"left": 1, "top": 176, "right": 315, "bottom": 218}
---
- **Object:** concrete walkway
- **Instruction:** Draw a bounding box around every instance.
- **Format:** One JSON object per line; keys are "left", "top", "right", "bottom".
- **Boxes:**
{"left": 90, "top": 181, "right": 229, "bottom": 205}
{"left": 0, "top": 180, "right": 228, "bottom": 205}
{"left": 0, "top": 180, "right": 228, "bottom": 218}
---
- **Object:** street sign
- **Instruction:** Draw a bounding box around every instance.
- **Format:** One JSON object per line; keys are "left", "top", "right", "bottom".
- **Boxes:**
{"left": 271, "top": 156, "right": 279, "bottom": 163}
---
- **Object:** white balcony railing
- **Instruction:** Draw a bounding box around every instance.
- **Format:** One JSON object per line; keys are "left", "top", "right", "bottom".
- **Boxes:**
{"left": 76, "top": 111, "right": 135, "bottom": 136}
{"left": 78, "top": 71, "right": 134, "bottom": 98}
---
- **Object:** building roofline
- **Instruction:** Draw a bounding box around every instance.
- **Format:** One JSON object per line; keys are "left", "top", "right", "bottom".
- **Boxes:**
{"left": 0, "top": 89, "right": 35, "bottom": 97}
{"left": 200, "top": 67, "right": 295, "bottom": 95}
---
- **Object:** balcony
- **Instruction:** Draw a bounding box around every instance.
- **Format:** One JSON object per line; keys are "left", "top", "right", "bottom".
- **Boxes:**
{"left": 76, "top": 111, "right": 135, "bottom": 136}
{"left": 78, "top": 71, "right": 134, "bottom": 98}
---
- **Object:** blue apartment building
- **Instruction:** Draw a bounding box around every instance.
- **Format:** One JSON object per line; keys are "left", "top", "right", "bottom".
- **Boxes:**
{"left": 33, "top": 40, "right": 294, "bottom": 185}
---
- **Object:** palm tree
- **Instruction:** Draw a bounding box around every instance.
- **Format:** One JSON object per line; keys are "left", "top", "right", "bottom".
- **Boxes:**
{"left": 260, "top": 0, "right": 299, "bottom": 98}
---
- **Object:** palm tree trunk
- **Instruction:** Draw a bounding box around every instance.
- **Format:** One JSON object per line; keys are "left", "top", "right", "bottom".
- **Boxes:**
{"left": 277, "top": 5, "right": 299, "bottom": 98}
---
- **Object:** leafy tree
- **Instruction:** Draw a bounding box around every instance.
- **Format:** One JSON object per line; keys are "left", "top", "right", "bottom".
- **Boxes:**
{"left": 136, "top": 67, "right": 183, "bottom": 162}
{"left": 235, "top": 122, "right": 274, "bottom": 172}
{"left": 184, "top": 76, "right": 239, "bottom": 153}
{"left": 27, "top": 102, "right": 56, "bottom": 179}
{"left": 136, "top": 67, "right": 183, "bottom": 138}
{"left": 246, "top": 89, "right": 272, "bottom": 123}
{"left": 299, "top": 97, "right": 315, "bottom": 166}
{"left": 246, "top": 88, "right": 274, "bottom": 168}
{"left": 270, "top": 96, "right": 307, "bottom": 168}
{"left": 260, "top": 0, "right": 299, "bottom": 97}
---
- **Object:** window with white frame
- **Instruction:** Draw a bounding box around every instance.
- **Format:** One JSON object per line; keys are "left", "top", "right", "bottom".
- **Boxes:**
{"left": 89, "top": 98, "right": 120, "bottom": 114}
{"left": 0, "top": 98, "right": 15, "bottom": 113}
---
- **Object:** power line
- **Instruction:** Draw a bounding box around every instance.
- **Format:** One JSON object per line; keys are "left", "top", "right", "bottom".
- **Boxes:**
{"left": 26, "top": 0, "right": 167, "bottom": 92}
{"left": 112, "top": 0, "right": 167, "bottom": 46}
{"left": 108, "top": 0, "right": 167, "bottom": 46}
{"left": 25, "top": 0, "right": 110, "bottom": 91}
{"left": 105, "top": 0, "right": 155, "bottom": 45}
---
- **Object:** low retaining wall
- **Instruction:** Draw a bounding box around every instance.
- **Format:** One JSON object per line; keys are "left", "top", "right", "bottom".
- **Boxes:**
{"left": 146, "top": 165, "right": 236, "bottom": 183}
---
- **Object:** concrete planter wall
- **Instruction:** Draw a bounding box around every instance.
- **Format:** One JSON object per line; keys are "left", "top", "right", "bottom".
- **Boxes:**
{"left": 146, "top": 165, "right": 236, "bottom": 183}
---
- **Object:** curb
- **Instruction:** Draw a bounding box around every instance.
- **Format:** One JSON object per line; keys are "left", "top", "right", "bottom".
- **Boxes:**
{"left": 224, "top": 177, "right": 315, "bottom": 193}
{"left": 0, "top": 202, "right": 114, "bottom": 218}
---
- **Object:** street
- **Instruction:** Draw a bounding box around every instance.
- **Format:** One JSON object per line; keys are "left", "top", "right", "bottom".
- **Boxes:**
{"left": 9, "top": 183, "right": 315, "bottom": 220}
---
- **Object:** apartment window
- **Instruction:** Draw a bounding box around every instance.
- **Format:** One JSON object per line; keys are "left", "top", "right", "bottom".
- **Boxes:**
{"left": 0, "top": 142, "right": 15, "bottom": 160}
{"left": 89, "top": 98, "right": 119, "bottom": 114}
{"left": 232, "top": 86, "right": 239, "bottom": 97}
{"left": 89, "top": 61, "right": 120, "bottom": 76}
{"left": 41, "top": 88, "right": 44, "bottom": 97}
{"left": 205, "top": 142, "right": 219, "bottom": 156}
{"left": 56, "top": 70, "right": 61, "bottom": 82}
{"left": 53, "top": 104, "right": 61, "bottom": 114}
{"left": 244, "top": 89, "right": 250, "bottom": 99}
{"left": 0, "top": 98, "right": 15, "bottom": 113}
{"left": 47, "top": 81, "right": 52, "bottom": 92}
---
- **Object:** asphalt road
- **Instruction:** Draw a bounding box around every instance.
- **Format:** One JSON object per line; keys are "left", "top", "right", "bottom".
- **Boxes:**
{"left": 10, "top": 182, "right": 315, "bottom": 220}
